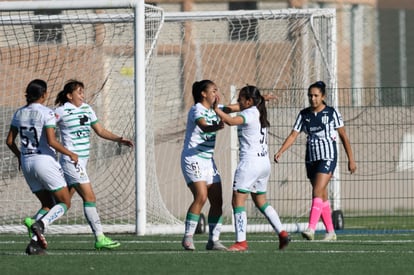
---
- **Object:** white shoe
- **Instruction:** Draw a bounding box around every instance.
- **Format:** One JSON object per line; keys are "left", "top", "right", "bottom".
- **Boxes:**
{"left": 301, "top": 228, "right": 315, "bottom": 240}
{"left": 323, "top": 232, "right": 337, "bottom": 241}
{"left": 206, "top": 240, "right": 227, "bottom": 251}
{"left": 182, "top": 236, "right": 195, "bottom": 250}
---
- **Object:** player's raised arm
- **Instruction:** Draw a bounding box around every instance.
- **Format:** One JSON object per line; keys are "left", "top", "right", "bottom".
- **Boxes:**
{"left": 91, "top": 122, "right": 134, "bottom": 147}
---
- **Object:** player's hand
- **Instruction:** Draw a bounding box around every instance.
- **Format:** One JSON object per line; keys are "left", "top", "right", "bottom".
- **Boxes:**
{"left": 263, "top": 94, "right": 277, "bottom": 101}
{"left": 348, "top": 160, "right": 357, "bottom": 174}
{"left": 213, "top": 94, "right": 221, "bottom": 109}
{"left": 70, "top": 153, "right": 79, "bottom": 165}
{"left": 119, "top": 137, "right": 134, "bottom": 147}
{"left": 274, "top": 152, "right": 281, "bottom": 163}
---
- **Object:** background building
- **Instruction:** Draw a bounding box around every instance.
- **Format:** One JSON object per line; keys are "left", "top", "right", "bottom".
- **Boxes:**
{"left": 150, "top": 0, "right": 413, "bottom": 96}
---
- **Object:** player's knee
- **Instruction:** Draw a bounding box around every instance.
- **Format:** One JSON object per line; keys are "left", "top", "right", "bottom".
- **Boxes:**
{"left": 194, "top": 195, "right": 207, "bottom": 206}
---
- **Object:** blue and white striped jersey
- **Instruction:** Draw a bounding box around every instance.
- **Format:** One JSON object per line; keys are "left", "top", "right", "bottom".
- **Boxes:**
{"left": 292, "top": 105, "right": 344, "bottom": 161}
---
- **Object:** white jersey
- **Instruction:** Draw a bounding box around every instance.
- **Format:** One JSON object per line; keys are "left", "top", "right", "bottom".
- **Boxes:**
{"left": 237, "top": 106, "right": 268, "bottom": 160}
{"left": 233, "top": 106, "right": 270, "bottom": 193}
{"left": 11, "top": 103, "right": 57, "bottom": 158}
{"left": 55, "top": 102, "right": 98, "bottom": 160}
{"left": 182, "top": 103, "right": 220, "bottom": 160}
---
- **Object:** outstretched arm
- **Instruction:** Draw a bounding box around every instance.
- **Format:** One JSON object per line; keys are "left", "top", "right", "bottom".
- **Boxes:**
{"left": 337, "top": 127, "right": 357, "bottom": 174}
{"left": 221, "top": 103, "right": 240, "bottom": 114}
{"left": 274, "top": 130, "right": 300, "bottom": 163}
{"left": 92, "top": 122, "right": 134, "bottom": 147}
{"left": 220, "top": 93, "right": 277, "bottom": 114}
{"left": 214, "top": 105, "right": 244, "bottom": 126}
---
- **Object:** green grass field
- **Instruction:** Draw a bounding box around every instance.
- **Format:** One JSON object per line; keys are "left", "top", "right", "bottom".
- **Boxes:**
{"left": 1, "top": 231, "right": 414, "bottom": 275}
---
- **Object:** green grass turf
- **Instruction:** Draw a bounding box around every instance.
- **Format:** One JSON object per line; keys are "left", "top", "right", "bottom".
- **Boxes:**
{"left": 1, "top": 232, "right": 414, "bottom": 275}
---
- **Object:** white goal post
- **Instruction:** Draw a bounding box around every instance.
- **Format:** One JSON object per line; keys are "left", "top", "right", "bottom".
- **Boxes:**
{"left": 0, "top": 3, "right": 338, "bottom": 236}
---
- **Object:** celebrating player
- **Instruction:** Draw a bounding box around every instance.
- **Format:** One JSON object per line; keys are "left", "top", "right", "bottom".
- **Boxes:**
{"left": 6, "top": 79, "right": 78, "bottom": 255}
{"left": 214, "top": 85, "right": 290, "bottom": 251}
{"left": 274, "top": 81, "right": 356, "bottom": 241}
{"left": 181, "top": 80, "right": 227, "bottom": 251}
{"left": 54, "top": 79, "right": 133, "bottom": 249}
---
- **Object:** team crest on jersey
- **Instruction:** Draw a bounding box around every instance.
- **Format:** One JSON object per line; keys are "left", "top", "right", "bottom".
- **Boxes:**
{"left": 79, "top": 115, "right": 89, "bottom": 125}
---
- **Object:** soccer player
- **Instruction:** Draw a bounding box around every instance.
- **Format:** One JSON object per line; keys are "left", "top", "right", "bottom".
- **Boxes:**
{"left": 54, "top": 79, "right": 133, "bottom": 249}
{"left": 214, "top": 85, "right": 290, "bottom": 251}
{"left": 181, "top": 80, "right": 227, "bottom": 251}
{"left": 6, "top": 79, "right": 78, "bottom": 255}
{"left": 274, "top": 81, "right": 356, "bottom": 241}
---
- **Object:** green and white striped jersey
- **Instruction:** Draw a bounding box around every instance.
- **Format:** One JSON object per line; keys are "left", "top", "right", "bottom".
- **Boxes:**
{"left": 182, "top": 102, "right": 220, "bottom": 159}
{"left": 55, "top": 102, "right": 98, "bottom": 160}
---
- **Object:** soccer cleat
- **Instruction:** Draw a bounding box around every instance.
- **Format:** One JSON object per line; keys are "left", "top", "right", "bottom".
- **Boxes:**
{"left": 206, "top": 240, "right": 227, "bottom": 251}
{"left": 228, "top": 241, "right": 248, "bottom": 252}
{"left": 278, "top": 230, "right": 291, "bottom": 250}
{"left": 25, "top": 239, "right": 47, "bottom": 256}
{"left": 301, "top": 228, "right": 315, "bottom": 241}
{"left": 23, "top": 217, "right": 35, "bottom": 239}
{"left": 322, "top": 232, "right": 337, "bottom": 241}
{"left": 181, "top": 235, "right": 195, "bottom": 251}
{"left": 95, "top": 235, "right": 121, "bottom": 250}
{"left": 31, "top": 221, "right": 47, "bottom": 249}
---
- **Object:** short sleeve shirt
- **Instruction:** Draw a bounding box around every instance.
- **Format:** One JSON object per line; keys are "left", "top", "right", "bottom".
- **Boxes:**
{"left": 293, "top": 105, "right": 344, "bottom": 161}
{"left": 182, "top": 103, "right": 220, "bottom": 159}
{"left": 11, "top": 103, "right": 57, "bottom": 158}
{"left": 55, "top": 102, "right": 98, "bottom": 160}
{"left": 237, "top": 106, "right": 268, "bottom": 160}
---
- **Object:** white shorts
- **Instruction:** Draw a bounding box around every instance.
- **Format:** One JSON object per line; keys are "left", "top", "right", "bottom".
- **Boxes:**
{"left": 181, "top": 154, "right": 221, "bottom": 185}
{"left": 233, "top": 157, "right": 270, "bottom": 193}
{"left": 21, "top": 154, "right": 67, "bottom": 193}
{"left": 60, "top": 158, "right": 90, "bottom": 186}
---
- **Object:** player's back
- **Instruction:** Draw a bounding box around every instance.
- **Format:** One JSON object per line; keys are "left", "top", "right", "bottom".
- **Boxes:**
{"left": 13, "top": 103, "right": 57, "bottom": 158}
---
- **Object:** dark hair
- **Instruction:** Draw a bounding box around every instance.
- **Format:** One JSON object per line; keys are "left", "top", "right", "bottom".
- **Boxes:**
{"left": 192, "top": 80, "right": 214, "bottom": 104}
{"left": 308, "top": 81, "right": 327, "bottom": 105}
{"left": 308, "top": 81, "right": 326, "bottom": 96}
{"left": 239, "top": 85, "right": 270, "bottom": 128}
{"left": 25, "top": 79, "right": 47, "bottom": 105}
{"left": 55, "top": 79, "right": 84, "bottom": 106}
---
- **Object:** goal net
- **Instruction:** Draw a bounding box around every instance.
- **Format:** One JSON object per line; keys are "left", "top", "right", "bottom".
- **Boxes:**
{"left": 154, "top": 9, "right": 337, "bottom": 233}
{"left": 0, "top": 4, "right": 337, "bottom": 235}
{"left": 0, "top": 1, "right": 169, "bottom": 234}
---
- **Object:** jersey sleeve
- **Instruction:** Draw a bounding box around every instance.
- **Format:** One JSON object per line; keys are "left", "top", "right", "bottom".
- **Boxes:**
{"left": 88, "top": 105, "right": 99, "bottom": 125}
{"left": 10, "top": 110, "right": 19, "bottom": 128}
{"left": 332, "top": 107, "right": 345, "bottom": 129}
{"left": 54, "top": 106, "right": 63, "bottom": 124}
{"left": 292, "top": 112, "right": 303, "bottom": 132}
{"left": 44, "top": 108, "right": 57, "bottom": 128}
{"left": 239, "top": 109, "right": 252, "bottom": 124}
{"left": 193, "top": 104, "right": 205, "bottom": 123}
